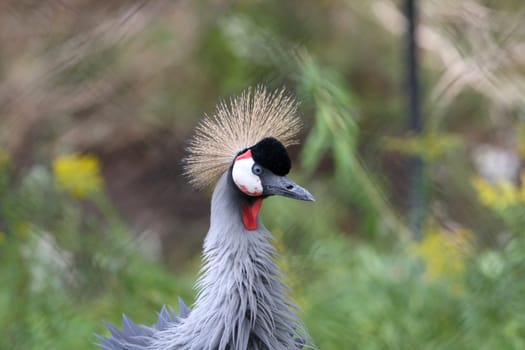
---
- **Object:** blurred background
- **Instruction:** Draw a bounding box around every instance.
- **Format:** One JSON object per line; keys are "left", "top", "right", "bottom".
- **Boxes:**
{"left": 1, "top": 0, "right": 525, "bottom": 349}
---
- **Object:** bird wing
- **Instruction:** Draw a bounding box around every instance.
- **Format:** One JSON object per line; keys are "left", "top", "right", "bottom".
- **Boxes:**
{"left": 97, "top": 298, "right": 191, "bottom": 350}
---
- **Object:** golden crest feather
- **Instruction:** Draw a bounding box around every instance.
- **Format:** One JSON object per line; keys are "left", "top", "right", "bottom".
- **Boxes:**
{"left": 184, "top": 86, "right": 302, "bottom": 189}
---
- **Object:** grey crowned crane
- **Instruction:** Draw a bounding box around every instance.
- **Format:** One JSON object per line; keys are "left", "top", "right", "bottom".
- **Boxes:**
{"left": 98, "top": 87, "right": 315, "bottom": 350}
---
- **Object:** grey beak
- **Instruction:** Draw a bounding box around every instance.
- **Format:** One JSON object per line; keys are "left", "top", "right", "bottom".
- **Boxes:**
{"left": 262, "top": 173, "right": 315, "bottom": 202}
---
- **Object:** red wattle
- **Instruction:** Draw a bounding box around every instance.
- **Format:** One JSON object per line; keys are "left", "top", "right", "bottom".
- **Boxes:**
{"left": 242, "top": 198, "right": 263, "bottom": 230}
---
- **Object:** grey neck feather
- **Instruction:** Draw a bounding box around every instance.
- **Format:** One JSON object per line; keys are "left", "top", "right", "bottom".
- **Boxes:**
{"left": 149, "top": 172, "right": 307, "bottom": 350}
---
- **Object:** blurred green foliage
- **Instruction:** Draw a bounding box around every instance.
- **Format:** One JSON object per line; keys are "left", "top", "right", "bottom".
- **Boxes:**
{"left": 1, "top": 1, "right": 525, "bottom": 349}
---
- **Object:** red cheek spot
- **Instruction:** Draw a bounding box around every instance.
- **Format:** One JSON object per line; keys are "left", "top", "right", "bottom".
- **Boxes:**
{"left": 236, "top": 149, "right": 253, "bottom": 161}
{"left": 242, "top": 198, "right": 263, "bottom": 230}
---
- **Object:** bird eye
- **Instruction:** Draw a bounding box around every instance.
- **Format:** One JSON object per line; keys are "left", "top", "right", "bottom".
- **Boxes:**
{"left": 252, "top": 164, "right": 263, "bottom": 175}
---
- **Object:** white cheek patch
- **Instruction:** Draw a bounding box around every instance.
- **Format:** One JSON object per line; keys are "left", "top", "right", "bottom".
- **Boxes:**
{"left": 232, "top": 151, "right": 263, "bottom": 196}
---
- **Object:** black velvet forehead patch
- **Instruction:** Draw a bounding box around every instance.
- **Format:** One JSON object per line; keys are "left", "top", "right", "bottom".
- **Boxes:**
{"left": 250, "top": 137, "right": 291, "bottom": 176}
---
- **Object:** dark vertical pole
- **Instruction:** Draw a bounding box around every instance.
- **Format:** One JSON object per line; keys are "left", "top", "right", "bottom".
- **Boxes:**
{"left": 405, "top": 0, "right": 425, "bottom": 239}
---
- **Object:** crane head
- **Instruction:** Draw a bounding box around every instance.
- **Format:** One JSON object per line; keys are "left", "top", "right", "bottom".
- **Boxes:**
{"left": 232, "top": 137, "right": 314, "bottom": 202}
{"left": 183, "top": 87, "right": 303, "bottom": 190}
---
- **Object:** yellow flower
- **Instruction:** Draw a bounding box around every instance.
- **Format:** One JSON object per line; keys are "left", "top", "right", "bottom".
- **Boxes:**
{"left": 471, "top": 176, "right": 523, "bottom": 210}
{"left": 497, "top": 180, "right": 519, "bottom": 208}
{"left": 411, "top": 228, "right": 470, "bottom": 282}
{"left": 471, "top": 177, "right": 499, "bottom": 207}
{"left": 53, "top": 153, "right": 104, "bottom": 198}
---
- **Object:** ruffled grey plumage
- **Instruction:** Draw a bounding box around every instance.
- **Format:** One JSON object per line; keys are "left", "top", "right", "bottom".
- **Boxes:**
{"left": 98, "top": 300, "right": 189, "bottom": 350}
{"left": 98, "top": 87, "right": 312, "bottom": 350}
{"left": 147, "top": 173, "right": 309, "bottom": 350}
{"left": 98, "top": 174, "right": 310, "bottom": 350}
